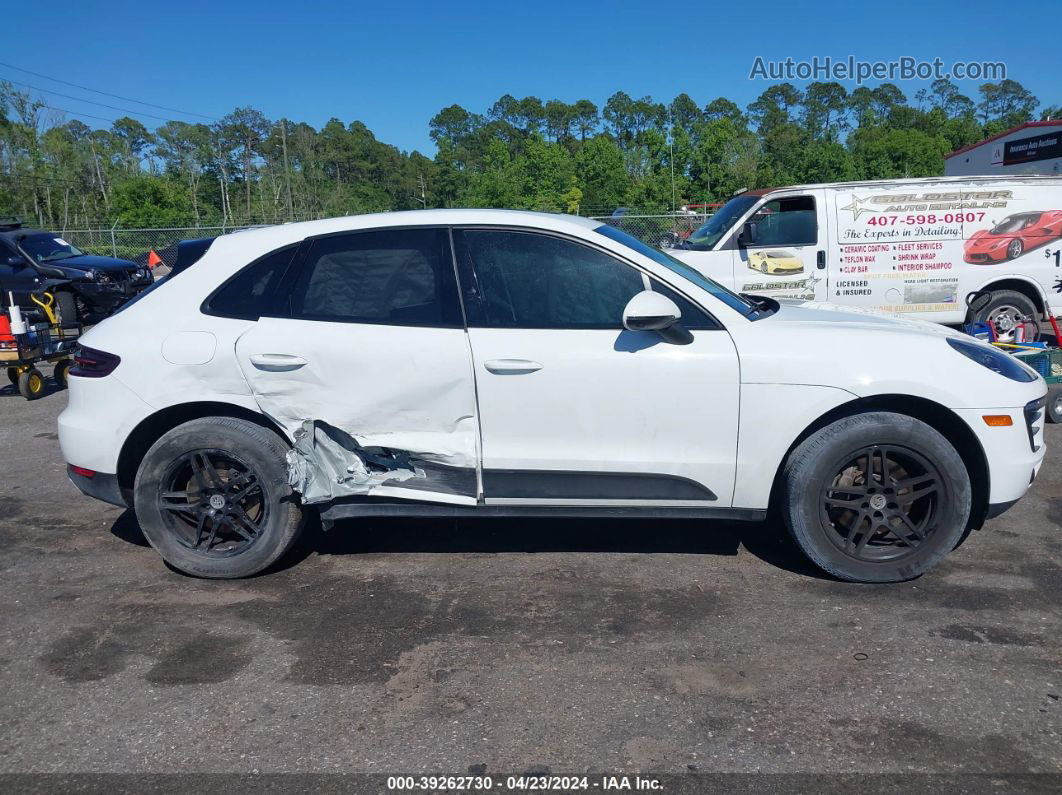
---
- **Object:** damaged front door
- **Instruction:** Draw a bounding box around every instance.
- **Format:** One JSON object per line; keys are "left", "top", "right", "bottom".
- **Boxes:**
{"left": 234, "top": 227, "right": 479, "bottom": 505}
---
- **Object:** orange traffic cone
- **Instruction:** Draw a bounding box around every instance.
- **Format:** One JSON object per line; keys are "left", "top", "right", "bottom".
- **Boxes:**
{"left": 147, "top": 249, "right": 163, "bottom": 269}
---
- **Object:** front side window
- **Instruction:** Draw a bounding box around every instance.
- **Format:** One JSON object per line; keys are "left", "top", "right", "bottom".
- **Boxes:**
{"left": 750, "top": 196, "right": 817, "bottom": 247}
{"left": 454, "top": 229, "right": 645, "bottom": 329}
{"left": 289, "top": 228, "right": 461, "bottom": 327}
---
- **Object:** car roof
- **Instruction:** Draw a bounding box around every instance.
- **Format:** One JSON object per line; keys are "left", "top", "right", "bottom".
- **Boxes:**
{"left": 210, "top": 209, "right": 604, "bottom": 252}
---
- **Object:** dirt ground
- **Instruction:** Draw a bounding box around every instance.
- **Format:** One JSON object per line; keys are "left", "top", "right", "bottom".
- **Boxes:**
{"left": 0, "top": 372, "right": 1059, "bottom": 788}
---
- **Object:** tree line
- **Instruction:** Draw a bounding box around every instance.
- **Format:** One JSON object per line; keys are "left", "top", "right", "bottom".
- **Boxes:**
{"left": 0, "top": 78, "right": 1056, "bottom": 229}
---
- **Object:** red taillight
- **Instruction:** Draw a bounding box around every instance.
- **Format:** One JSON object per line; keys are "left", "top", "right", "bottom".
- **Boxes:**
{"left": 69, "top": 465, "right": 96, "bottom": 478}
{"left": 70, "top": 345, "right": 121, "bottom": 378}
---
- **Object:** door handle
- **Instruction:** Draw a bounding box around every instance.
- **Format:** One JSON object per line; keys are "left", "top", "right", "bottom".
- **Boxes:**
{"left": 483, "top": 358, "right": 543, "bottom": 374}
{"left": 249, "top": 353, "right": 308, "bottom": 371}
{"left": 816, "top": 250, "right": 826, "bottom": 270}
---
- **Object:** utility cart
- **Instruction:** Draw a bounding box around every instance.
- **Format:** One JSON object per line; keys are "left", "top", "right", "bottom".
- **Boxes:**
{"left": 1014, "top": 347, "right": 1062, "bottom": 424}
{"left": 1, "top": 292, "right": 81, "bottom": 400}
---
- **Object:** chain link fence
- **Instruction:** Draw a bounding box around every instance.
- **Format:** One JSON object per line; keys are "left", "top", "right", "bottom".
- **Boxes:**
{"left": 586, "top": 212, "right": 713, "bottom": 248}
{"left": 60, "top": 225, "right": 260, "bottom": 268}
{"left": 58, "top": 210, "right": 719, "bottom": 270}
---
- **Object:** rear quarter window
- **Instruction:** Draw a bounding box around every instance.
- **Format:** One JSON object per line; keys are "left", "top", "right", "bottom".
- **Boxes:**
{"left": 203, "top": 244, "right": 299, "bottom": 320}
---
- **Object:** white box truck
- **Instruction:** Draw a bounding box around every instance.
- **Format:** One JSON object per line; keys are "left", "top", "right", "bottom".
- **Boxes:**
{"left": 669, "top": 175, "right": 1062, "bottom": 340}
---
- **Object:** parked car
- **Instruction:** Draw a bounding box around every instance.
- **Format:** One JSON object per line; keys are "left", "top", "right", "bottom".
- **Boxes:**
{"left": 0, "top": 219, "right": 152, "bottom": 323}
{"left": 671, "top": 176, "right": 1062, "bottom": 342}
{"left": 58, "top": 210, "right": 1046, "bottom": 583}
{"left": 963, "top": 211, "right": 1062, "bottom": 263}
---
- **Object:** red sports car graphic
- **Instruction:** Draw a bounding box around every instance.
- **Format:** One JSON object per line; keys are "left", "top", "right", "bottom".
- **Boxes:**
{"left": 963, "top": 210, "right": 1062, "bottom": 264}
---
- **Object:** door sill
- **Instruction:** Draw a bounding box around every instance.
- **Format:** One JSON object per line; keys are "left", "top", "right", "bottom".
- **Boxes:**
{"left": 318, "top": 498, "right": 766, "bottom": 526}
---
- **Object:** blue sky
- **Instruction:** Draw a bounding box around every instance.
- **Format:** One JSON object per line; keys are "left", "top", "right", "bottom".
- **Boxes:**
{"left": 6, "top": 0, "right": 1061, "bottom": 154}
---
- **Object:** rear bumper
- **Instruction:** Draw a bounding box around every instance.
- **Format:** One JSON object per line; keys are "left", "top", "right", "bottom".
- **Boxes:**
{"left": 67, "top": 466, "right": 129, "bottom": 508}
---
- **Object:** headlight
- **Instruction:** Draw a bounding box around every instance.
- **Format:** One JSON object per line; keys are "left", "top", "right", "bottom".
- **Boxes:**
{"left": 947, "top": 337, "right": 1039, "bottom": 383}
{"left": 83, "top": 269, "right": 97, "bottom": 281}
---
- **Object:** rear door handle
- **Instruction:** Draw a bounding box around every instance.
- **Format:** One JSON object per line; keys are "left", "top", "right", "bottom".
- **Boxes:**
{"left": 484, "top": 358, "right": 543, "bottom": 374}
{"left": 249, "top": 353, "right": 308, "bottom": 371}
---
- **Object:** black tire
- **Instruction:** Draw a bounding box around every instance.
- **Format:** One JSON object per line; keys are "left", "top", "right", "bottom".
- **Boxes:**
{"left": 6, "top": 367, "right": 17, "bottom": 386}
{"left": 53, "top": 291, "right": 78, "bottom": 326}
{"left": 133, "top": 416, "right": 303, "bottom": 578}
{"left": 1047, "top": 387, "right": 1062, "bottom": 424}
{"left": 17, "top": 368, "right": 45, "bottom": 400}
{"left": 780, "top": 412, "right": 971, "bottom": 583}
{"left": 53, "top": 359, "right": 72, "bottom": 389}
{"left": 967, "top": 289, "right": 1039, "bottom": 342}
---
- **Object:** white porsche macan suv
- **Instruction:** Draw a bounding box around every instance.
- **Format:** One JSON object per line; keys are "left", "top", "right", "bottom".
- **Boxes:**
{"left": 57, "top": 210, "right": 1047, "bottom": 582}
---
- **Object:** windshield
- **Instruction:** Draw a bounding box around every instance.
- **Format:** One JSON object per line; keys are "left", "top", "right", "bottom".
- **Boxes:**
{"left": 18, "top": 233, "right": 85, "bottom": 263}
{"left": 594, "top": 224, "right": 755, "bottom": 316}
{"left": 686, "top": 195, "right": 759, "bottom": 251}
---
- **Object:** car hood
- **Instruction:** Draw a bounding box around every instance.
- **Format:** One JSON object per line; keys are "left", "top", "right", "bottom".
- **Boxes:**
{"left": 765, "top": 299, "right": 962, "bottom": 338}
{"left": 51, "top": 254, "right": 138, "bottom": 272}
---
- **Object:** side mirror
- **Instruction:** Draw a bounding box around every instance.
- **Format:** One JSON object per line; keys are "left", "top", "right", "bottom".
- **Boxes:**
{"left": 738, "top": 221, "right": 758, "bottom": 248}
{"left": 623, "top": 290, "right": 681, "bottom": 332}
{"left": 4, "top": 255, "right": 24, "bottom": 267}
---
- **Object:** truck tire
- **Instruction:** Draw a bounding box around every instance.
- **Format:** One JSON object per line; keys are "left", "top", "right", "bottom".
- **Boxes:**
{"left": 1047, "top": 387, "right": 1062, "bottom": 424}
{"left": 780, "top": 412, "right": 970, "bottom": 583}
{"left": 133, "top": 416, "right": 304, "bottom": 578}
{"left": 968, "top": 289, "right": 1039, "bottom": 342}
{"left": 53, "top": 291, "right": 79, "bottom": 326}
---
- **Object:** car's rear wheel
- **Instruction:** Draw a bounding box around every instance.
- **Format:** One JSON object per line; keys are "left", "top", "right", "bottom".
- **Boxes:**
{"left": 134, "top": 417, "right": 303, "bottom": 578}
{"left": 781, "top": 412, "right": 970, "bottom": 583}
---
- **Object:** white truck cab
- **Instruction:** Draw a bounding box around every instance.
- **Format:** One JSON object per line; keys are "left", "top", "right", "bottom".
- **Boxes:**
{"left": 670, "top": 176, "right": 1062, "bottom": 341}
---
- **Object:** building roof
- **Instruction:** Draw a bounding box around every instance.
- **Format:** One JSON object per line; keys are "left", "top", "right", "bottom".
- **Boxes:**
{"left": 945, "top": 120, "right": 1062, "bottom": 160}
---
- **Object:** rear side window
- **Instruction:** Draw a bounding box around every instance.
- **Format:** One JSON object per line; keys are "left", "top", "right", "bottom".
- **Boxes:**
{"left": 205, "top": 244, "right": 297, "bottom": 320}
{"left": 454, "top": 229, "right": 644, "bottom": 328}
{"left": 288, "top": 228, "right": 461, "bottom": 327}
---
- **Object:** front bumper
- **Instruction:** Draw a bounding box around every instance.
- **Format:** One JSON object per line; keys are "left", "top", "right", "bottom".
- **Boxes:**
{"left": 956, "top": 398, "right": 1046, "bottom": 507}
{"left": 76, "top": 278, "right": 151, "bottom": 310}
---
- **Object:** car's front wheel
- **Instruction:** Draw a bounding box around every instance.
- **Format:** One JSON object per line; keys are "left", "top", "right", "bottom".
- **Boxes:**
{"left": 780, "top": 412, "right": 970, "bottom": 583}
{"left": 134, "top": 416, "right": 303, "bottom": 578}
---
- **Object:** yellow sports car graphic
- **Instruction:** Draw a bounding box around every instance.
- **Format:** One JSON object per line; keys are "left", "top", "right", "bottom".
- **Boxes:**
{"left": 748, "top": 249, "right": 805, "bottom": 274}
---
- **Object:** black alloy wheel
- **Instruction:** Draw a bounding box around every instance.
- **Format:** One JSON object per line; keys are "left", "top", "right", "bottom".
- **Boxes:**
{"left": 156, "top": 449, "right": 269, "bottom": 558}
{"left": 819, "top": 444, "right": 942, "bottom": 562}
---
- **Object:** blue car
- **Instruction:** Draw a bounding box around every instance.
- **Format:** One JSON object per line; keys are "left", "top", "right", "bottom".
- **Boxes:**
{"left": 0, "top": 219, "right": 152, "bottom": 323}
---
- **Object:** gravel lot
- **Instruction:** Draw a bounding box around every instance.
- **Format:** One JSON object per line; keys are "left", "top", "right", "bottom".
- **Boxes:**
{"left": 0, "top": 372, "right": 1059, "bottom": 786}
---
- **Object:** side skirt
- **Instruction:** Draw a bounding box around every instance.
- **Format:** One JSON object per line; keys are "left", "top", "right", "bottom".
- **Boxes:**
{"left": 318, "top": 500, "right": 766, "bottom": 528}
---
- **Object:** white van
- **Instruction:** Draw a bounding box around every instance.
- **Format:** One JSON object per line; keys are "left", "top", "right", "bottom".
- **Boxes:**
{"left": 669, "top": 176, "right": 1062, "bottom": 340}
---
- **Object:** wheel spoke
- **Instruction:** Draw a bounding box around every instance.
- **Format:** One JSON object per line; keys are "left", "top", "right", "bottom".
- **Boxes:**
{"left": 854, "top": 521, "right": 879, "bottom": 553}
{"left": 894, "top": 510, "right": 927, "bottom": 541}
{"left": 202, "top": 515, "right": 220, "bottom": 549}
{"left": 228, "top": 475, "right": 261, "bottom": 503}
{"left": 894, "top": 473, "right": 936, "bottom": 492}
{"left": 825, "top": 494, "right": 864, "bottom": 508}
{"left": 159, "top": 495, "right": 199, "bottom": 514}
{"left": 190, "top": 511, "right": 209, "bottom": 549}
{"left": 229, "top": 505, "right": 262, "bottom": 539}
{"left": 843, "top": 510, "right": 868, "bottom": 548}
{"left": 196, "top": 453, "right": 223, "bottom": 490}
